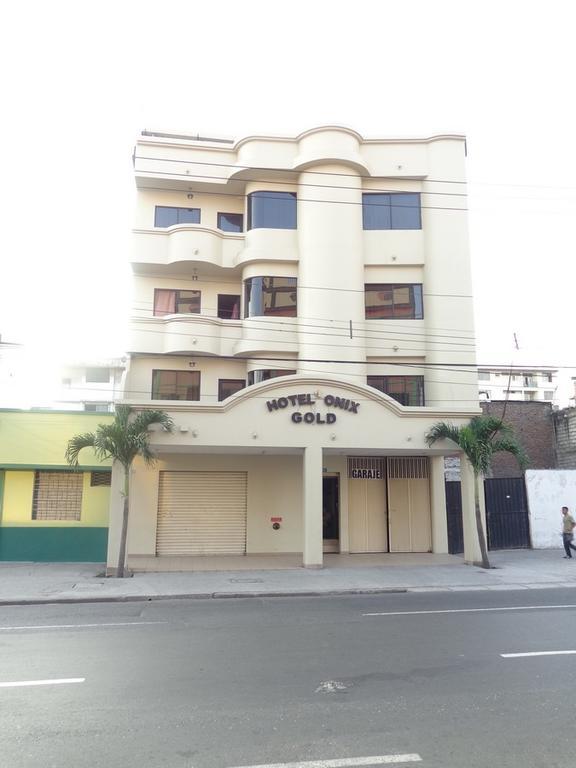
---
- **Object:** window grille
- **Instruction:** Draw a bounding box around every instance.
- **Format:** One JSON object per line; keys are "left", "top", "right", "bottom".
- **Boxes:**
{"left": 90, "top": 471, "right": 112, "bottom": 487}
{"left": 32, "top": 472, "right": 83, "bottom": 520}
{"left": 387, "top": 457, "right": 429, "bottom": 479}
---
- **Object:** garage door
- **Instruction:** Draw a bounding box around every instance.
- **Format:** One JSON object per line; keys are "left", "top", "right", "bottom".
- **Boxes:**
{"left": 156, "top": 471, "right": 247, "bottom": 555}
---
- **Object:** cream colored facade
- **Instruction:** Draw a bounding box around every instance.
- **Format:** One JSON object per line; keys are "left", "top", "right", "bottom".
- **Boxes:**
{"left": 110, "top": 126, "right": 483, "bottom": 573}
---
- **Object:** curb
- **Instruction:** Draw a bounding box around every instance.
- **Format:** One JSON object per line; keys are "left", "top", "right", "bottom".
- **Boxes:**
{"left": 0, "top": 587, "right": 408, "bottom": 607}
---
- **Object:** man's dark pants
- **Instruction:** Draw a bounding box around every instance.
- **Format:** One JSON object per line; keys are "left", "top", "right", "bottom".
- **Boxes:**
{"left": 563, "top": 533, "right": 576, "bottom": 557}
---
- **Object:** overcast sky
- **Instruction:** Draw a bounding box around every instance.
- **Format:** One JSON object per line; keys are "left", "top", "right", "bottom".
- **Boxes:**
{"left": 1, "top": 0, "right": 575, "bottom": 392}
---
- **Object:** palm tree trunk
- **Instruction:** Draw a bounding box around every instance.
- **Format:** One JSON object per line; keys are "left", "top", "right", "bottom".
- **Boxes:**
{"left": 474, "top": 472, "right": 491, "bottom": 569}
{"left": 117, "top": 466, "right": 130, "bottom": 578}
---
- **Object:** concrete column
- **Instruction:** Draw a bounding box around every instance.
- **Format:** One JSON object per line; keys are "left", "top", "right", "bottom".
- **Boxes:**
{"left": 460, "top": 455, "right": 484, "bottom": 564}
{"left": 430, "top": 455, "right": 449, "bottom": 554}
{"left": 303, "top": 445, "right": 323, "bottom": 568}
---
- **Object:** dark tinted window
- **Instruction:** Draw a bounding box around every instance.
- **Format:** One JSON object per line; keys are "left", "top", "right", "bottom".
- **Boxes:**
{"left": 217, "top": 294, "right": 241, "bottom": 319}
{"left": 362, "top": 193, "right": 421, "bottom": 230}
{"left": 217, "top": 212, "right": 243, "bottom": 232}
{"left": 154, "top": 289, "right": 201, "bottom": 316}
{"left": 247, "top": 369, "right": 297, "bottom": 386}
{"left": 365, "top": 284, "right": 423, "bottom": 319}
{"left": 367, "top": 376, "right": 425, "bottom": 406}
{"left": 247, "top": 192, "right": 297, "bottom": 230}
{"left": 152, "top": 370, "right": 200, "bottom": 401}
{"left": 154, "top": 206, "right": 201, "bottom": 227}
{"left": 218, "top": 379, "right": 246, "bottom": 401}
{"left": 244, "top": 277, "right": 297, "bottom": 318}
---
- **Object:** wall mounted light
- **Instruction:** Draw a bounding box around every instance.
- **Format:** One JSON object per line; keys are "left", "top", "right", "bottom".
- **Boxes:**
{"left": 187, "top": 193, "right": 194, "bottom": 199}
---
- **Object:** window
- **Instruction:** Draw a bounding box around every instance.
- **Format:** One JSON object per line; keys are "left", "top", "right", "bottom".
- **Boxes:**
{"left": 218, "top": 379, "right": 246, "bottom": 401}
{"left": 362, "top": 193, "right": 421, "bottom": 230}
{"left": 84, "top": 402, "right": 110, "bottom": 412}
{"left": 152, "top": 370, "right": 200, "bottom": 401}
{"left": 90, "top": 471, "right": 111, "bottom": 487}
{"left": 247, "top": 369, "right": 296, "bottom": 386}
{"left": 244, "top": 277, "right": 297, "bottom": 318}
{"left": 365, "top": 284, "right": 423, "bottom": 319}
{"left": 218, "top": 294, "right": 241, "bottom": 319}
{"left": 85, "top": 367, "right": 110, "bottom": 383}
{"left": 247, "top": 191, "right": 297, "bottom": 230}
{"left": 32, "top": 471, "right": 83, "bottom": 521}
{"left": 217, "top": 212, "right": 243, "bottom": 232}
{"left": 546, "top": 373, "right": 553, "bottom": 383}
{"left": 154, "top": 289, "right": 201, "bottom": 316}
{"left": 367, "top": 376, "right": 425, "bottom": 406}
{"left": 478, "top": 371, "right": 490, "bottom": 381}
{"left": 154, "top": 206, "right": 201, "bottom": 227}
{"left": 544, "top": 391, "right": 555, "bottom": 400}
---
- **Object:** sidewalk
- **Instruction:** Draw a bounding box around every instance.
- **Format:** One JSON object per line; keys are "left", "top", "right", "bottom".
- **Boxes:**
{"left": 1, "top": 550, "right": 576, "bottom": 605}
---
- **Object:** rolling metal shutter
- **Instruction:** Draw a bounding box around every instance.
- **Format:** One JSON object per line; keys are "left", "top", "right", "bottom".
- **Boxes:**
{"left": 156, "top": 471, "right": 247, "bottom": 556}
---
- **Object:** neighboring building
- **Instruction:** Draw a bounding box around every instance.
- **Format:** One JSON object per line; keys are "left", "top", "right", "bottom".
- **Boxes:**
{"left": 480, "top": 400, "right": 556, "bottom": 478}
{"left": 0, "top": 349, "right": 125, "bottom": 412}
{"left": 478, "top": 366, "right": 559, "bottom": 405}
{"left": 55, "top": 359, "right": 125, "bottom": 412}
{"left": 109, "top": 125, "right": 483, "bottom": 573}
{"left": 0, "top": 411, "right": 112, "bottom": 561}
{"left": 553, "top": 407, "right": 576, "bottom": 469}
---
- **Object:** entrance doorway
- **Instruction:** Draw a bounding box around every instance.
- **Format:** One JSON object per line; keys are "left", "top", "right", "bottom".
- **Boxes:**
{"left": 323, "top": 475, "right": 340, "bottom": 553}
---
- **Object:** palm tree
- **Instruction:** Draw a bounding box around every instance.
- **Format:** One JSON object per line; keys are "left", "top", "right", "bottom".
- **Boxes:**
{"left": 426, "top": 416, "right": 527, "bottom": 569}
{"left": 66, "top": 405, "right": 174, "bottom": 577}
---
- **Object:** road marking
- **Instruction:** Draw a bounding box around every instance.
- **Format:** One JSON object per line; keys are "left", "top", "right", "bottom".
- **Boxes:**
{"left": 315, "top": 680, "right": 350, "bottom": 693}
{"left": 363, "top": 604, "right": 576, "bottom": 617}
{"left": 0, "top": 678, "right": 85, "bottom": 688}
{"left": 0, "top": 621, "right": 165, "bottom": 631}
{"left": 501, "top": 650, "right": 576, "bottom": 658}
{"left": 226, "top": 757, "right": 422, "bottom": 768}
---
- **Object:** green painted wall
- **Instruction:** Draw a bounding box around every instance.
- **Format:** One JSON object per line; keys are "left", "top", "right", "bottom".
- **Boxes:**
{"left": 0, "top": 527, "right": 108, "bottom": 562}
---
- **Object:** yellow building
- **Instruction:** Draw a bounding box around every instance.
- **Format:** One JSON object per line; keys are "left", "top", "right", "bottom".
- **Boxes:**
{"left": 0, "top": 410, "right": 113, "bottom": 561}
{"left": 109, "top": 126, "right": 483, "bottom": 574}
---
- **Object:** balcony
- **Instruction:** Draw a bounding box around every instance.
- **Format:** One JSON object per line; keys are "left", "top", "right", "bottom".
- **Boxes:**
{"left": 132, "top": 226, "right": 244, "bottom": 273}
{"left": 130, "top": 316, "right": 242, "bottom": 357}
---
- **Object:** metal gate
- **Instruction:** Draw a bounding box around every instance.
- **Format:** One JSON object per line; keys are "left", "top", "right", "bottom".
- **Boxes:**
{"left": 485, "top": 477, "right": 530, "bottom": 550}
{"left": 445, "top": 481, "right": 464, "bottom": 554}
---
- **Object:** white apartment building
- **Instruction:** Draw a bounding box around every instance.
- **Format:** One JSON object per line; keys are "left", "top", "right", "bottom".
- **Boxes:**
{"left": 478, "top": 367, "right": 559, "bottom": 404}
{"left": 109, "top": 126, "right": 482, "bottom": 573}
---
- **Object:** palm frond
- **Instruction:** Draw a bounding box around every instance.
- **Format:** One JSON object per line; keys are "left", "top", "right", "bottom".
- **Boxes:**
{"left": 491, "top": 437, "right": 529, "bottom": 469}
{"left": 425, "top": 422, "right": 462, "bottom": 448}
{"left": 65, "top": 432, "right": 97, "bottom": 466}
{"left": 130, "top": 409, "right": 174, "bottom": 434}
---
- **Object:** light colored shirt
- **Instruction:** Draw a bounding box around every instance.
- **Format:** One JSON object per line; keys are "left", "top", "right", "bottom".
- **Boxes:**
{"left": 562, "top": 514, "right": 575, "bottom": 534}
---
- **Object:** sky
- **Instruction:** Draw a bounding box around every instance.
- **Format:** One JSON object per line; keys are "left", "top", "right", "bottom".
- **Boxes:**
{"left": 1, "top": 0, "right": 575, "bottom": 401}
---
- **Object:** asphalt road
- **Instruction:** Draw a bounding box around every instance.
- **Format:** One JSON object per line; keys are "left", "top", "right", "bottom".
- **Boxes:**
{"left": 1, "top": 589, "right": 576, "bottom": 768}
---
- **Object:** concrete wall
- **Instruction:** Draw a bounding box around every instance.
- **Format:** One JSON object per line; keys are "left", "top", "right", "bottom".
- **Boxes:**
{"left": 526, "top": 469, "right": 576, "bottom": 548}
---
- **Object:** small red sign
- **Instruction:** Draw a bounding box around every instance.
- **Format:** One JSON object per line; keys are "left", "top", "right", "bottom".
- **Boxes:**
{"left": 270, "top": 517, "right": 283, "bottom": 523}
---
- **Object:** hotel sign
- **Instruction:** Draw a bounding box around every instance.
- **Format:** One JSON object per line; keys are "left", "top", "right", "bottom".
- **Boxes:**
{"left": 266, "top": 393, "right": 359, "bottom": 425}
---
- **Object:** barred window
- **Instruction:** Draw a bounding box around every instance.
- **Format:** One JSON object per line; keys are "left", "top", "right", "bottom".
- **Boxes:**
{"left": 90, "top": 471, "right": 112, "bottom": 487}
{"left": 32, "top": 472, "right": 83, "bottom": 521}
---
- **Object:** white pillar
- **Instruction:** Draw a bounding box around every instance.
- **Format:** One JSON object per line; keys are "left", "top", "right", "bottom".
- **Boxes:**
{"left": 460, "top": 455, "right": 484, "bottom": 564}
{"left": 303, "top": 445, "right": 323, "bottom": 568}
{"left": 430, "top": 456, "right": 449, "bottom": 554}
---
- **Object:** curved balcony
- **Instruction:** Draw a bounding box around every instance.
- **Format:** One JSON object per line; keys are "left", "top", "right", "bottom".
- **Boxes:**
{"left": 132, "top": 226, "right": 244, "bottom": 272}
{"left": 233, "top": 317, "right": 298, "bottom": 357}
{"left": 236, "top": 229, "right": 299, "bottom": 266}
{"left": 130, "top": 316, "right": 242, "bottom": 357}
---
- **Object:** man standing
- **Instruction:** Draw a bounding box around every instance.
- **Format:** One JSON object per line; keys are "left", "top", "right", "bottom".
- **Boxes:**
{"left": 561, "top": 506, "right": 576, "bottom": 559}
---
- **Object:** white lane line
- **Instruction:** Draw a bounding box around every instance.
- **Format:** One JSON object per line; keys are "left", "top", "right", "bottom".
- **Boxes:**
{"left": 0, "top": 678, "right": 85, "bottom": 688}
{"left": 501, "top": 650, "right": 576, "bottom": 658}
{"left": 226, "top": 756, "right": 422, "bottom": 768}
{"left": 0, "top": 621, "right": 165, "bottom": 631}
{"left": 363, "top": 604, "right": 576, "bottom": 617}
